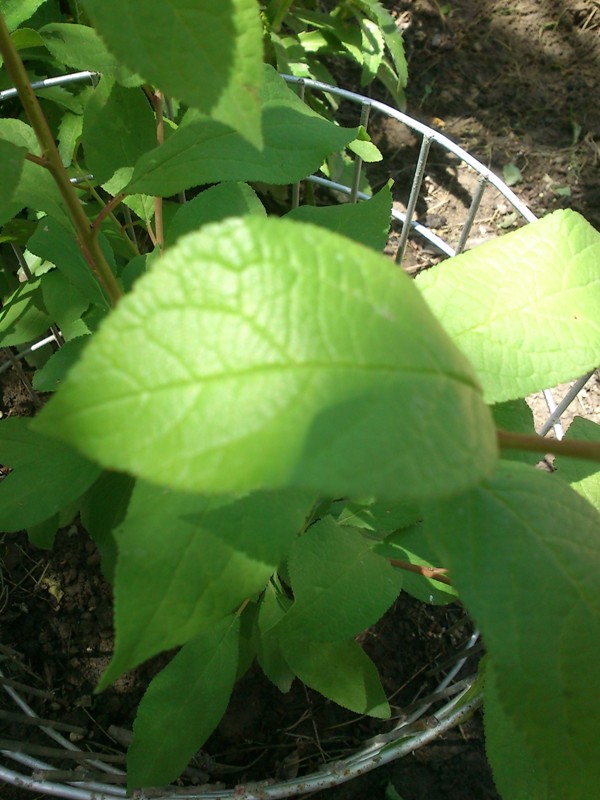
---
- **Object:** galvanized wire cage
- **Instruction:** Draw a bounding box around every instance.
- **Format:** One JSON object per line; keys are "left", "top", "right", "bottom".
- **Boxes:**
{"left": 1, "top": 72, "right": 597, "bottom": 799}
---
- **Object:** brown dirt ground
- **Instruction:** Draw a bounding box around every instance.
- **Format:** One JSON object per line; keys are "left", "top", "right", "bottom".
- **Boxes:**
{"left": 2, "top": 2, "right": 600, "bottom": 799}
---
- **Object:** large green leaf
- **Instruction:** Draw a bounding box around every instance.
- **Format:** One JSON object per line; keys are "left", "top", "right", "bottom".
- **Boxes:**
{"left": 0, "top": 417, "right": 101, "bottom": 532}
{"left": 555, "top": 417, "right": 600, "bottom": 512}
{"left": 34, "top": 216, "right": 497, "bottom": 501}
{"left": 255, "top": 581, "right": 294, "bottom": 692}
{"left": 425, "top": 461, "right": 600, "bottom": 798}
{"left": 276, "top": 516, "right": 402, "bottom": 641}
{"left": 485, "top": 659, "right": 550, "bottom": 800}
{"left": 282, "top": 636, "right": 390, "bottom": 718}
{"left": 285, "top": 182, "right": 392, "bottom": 251}
{"left": 82, "top": 0, "right": 263, "bottom": 144}
{"left": 81, "top": 77, "right": 156, "bottom": 184}
{"left": 127, "top": 615, "right": 240, "bottom": 790}
{"left": 97, "top": 481, "right": 312, "bottom": 688}
{"left": 0, "top": 139, "right": 26, "bottom": 218}
{"left": 126, "top": 67, "right": 356, "bottom": 197}
{"left": 416, "top": 210, "right": 600, "bottom": 403}
{"left": 0, "top": 277, "right": 51, "bottom": 346}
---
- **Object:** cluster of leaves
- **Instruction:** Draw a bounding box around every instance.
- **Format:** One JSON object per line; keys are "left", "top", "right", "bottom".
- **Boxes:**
{"left": 0, "top": 1, "right": 599, "bottom": 797}
{"left": 261, "top": 0, "right": 408, "bottom": 110}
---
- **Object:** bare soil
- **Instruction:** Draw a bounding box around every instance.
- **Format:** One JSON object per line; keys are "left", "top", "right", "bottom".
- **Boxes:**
{"left": 2, "top": 1, "right": 600, "bottom": 799}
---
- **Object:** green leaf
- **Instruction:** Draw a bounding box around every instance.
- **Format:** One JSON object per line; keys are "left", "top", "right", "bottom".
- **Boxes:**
{"left": 0, "top": 120, "right": 67, "bottom": 225}
{"left": 354, "top": 0, "right": 408, "bottom": 88}
{"left": 502, "top": 162, "right": 523, "bottom": 186}
{"left": 282, "top": 636, "right": 390, "bottom": 718}
{"left": 360, "top": 18, "right": 385, "bottom": 85}
{"left": 485, "top": 659, "right": 550, "bottom": 800}
{"left": 126, "top": 67, "right": 357, "bottom": 196}
{"left": 277, "top": 517, "right": 402, "bottom": 641}
{"left": 285, "top": 182, "right": 391, "bottom": 251}
{"left": 80, "top": 471, "right": 134, "bottom": 583}
{"left": 27, "top": 216, "right": 111, "bottom": 309}
{"left": 334, "top": 498, "right": 420, "bottom": 534}
{"left": 0, "top": 417, "right": 101, "bottom": 532}
{"left": 41, "top": 269, "right": 89, "bottom": 334}
{"left": 425, "top": 461, "right": 600, "bottom": 798}
{"left": 81, "top": 78, "right": 156, "bottom": 184}
{"left": 38, "top": 23, "right": 141, "bottom": 86}
{"left": 375, "top": 524, "right": 457, "bottom": 605}
{"left": 555, "top": 417, "right": 600, "bottom": 512}
{"left": 127, "top": 615, "right": 240, "bottom": 790}
{"left": 165, "top": 182, "right": 265, "bottom": 248}
{"left": 27, "top": 513, "right": 59, "bottom": 550}
{"left": 0, "top": 139, "right": 26, "bottom": 218}
{"left": 491, "top": 399, "right": 539, "bottom": 465}
{"left": 97, "top": 482, "right": 312, "bottom": 688}
{"left": 57, "top": 111, "right": 83, "bottom": 168}
{"left": 82, "top": 0, "right": 263, "bottom": 145}
{"left": 35, "top": 216, "right": 497, "bottom": 501}
{"left": 416, "top": 210, "right": 600, "bottom": 403}
{"left": 32, "top": 335, "right": 89, "bottom": 392}
{"left": 255, "top": 582, "right": 295, "bottom": 692}
{"left": 1, "top": 0, "right": 47, "bottom": 31}
{"left": 0, "top": 277, "right": 51, "bottom": 346}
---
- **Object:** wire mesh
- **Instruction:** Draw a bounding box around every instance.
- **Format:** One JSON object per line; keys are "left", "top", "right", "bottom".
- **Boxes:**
{"left": 1, "top": 71, "right": 597, "bottom": 799}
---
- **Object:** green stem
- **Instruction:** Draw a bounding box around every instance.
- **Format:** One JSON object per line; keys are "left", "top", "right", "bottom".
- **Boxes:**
{"left": 0, "top": 12, "right": 122, "bottom": 308}
{"left": 497, "top": 428, "right": 600, "bottom": 462}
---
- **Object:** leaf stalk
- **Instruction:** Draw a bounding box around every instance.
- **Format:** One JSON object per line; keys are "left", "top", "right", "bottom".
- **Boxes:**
{"left": 497, "top": 428, "right": 600, "bottom": 462}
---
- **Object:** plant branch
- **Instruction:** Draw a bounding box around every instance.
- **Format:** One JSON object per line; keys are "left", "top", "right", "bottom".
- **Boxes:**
{"left": 153, "top": 90, "right": 165, "bottom": 254}
{"left": 497, "top": 428, "right": 600, "bottom": 462}
{"left": 24, "top": 152, "right": 48, "bottom": 168}
{"left": 389, "top": 558, "right": 452, "bottom": 587}
{"left": 0, "top": 11, "right": 122, "bottom": 307}
{"left": 91, "top": 192, "right": 126, "bottom": 237}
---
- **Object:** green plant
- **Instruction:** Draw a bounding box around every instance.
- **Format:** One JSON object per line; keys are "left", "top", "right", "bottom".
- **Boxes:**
{"left": 0, "top": 1, "right": 599, "bottom": 797}
{"left": 261, "top": 0, "right": 408, "bottom": 109}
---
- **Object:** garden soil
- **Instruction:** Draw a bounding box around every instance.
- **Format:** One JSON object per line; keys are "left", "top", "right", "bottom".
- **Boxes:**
{"left": 2, "top": 1, "right": 600, "bottom": 799}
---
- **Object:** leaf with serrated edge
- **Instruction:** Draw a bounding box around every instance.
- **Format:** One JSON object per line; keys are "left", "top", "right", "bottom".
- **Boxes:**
{"left": 126, "top": 67, "right": 356, "bottom": 197}
{"left": 0, "top": 418, "right": 101, "bottom": 531}
{"left": 424, "top": 461, "right": 600, "bottom": 798}
{"left": 82, "top": 0, "right": 263, "bottom": 144}
{"left": 34, "top": 216, "right": 496, "bottom": 501}
{"left": 127, "top": 615, "right": 240, "bottom": 790}
{"left": 97, "top": 481, "right": 312, "bottom": 688}
{"left": 276, "top": 516, "right": 402, "bottom": 641}
{"left": 555, "top": 417, "right": 600, "bottom": 512}
{"left": 416, "top": 210, "right": 600, "bottom": 403}
{"left": 282, "top": 637, "right": 390, "bottom": 718}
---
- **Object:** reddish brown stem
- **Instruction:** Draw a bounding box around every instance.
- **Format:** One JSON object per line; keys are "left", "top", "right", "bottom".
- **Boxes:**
{"left": 389, "top": 558, "right": 453, "bottom": 587}
{"left": 91, "top": 193, "right": 126, "bottom": 237}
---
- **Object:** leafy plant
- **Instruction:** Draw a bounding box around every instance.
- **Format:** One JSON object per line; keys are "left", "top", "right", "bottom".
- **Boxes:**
{"left": 261, "top": 0, "right": 408, "bottom": 110}
{"left": 1, "top": 1, "right": 600, "bottom": 798}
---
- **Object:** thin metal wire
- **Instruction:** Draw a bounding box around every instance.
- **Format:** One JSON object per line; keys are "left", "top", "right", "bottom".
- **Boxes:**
{"left": 349, "top": 101, "right": 372, "bottom": 203}
{"left": 538, "top": 371, "right": 595, "bottom": 437}
{"left": 395, "top": 134, "right": 433, "bottom": 264}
